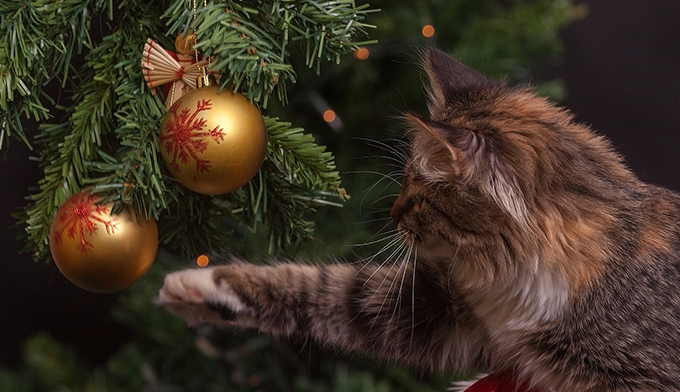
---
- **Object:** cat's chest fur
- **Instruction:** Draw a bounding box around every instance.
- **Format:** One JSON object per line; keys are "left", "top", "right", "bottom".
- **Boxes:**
{"left": 456, "top": 258, "right": 570, "bottom": 335}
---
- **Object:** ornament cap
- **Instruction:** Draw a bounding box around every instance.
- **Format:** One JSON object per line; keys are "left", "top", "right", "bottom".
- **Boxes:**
{"left": 175, "top": 33, "right": 197, "bottom": 55}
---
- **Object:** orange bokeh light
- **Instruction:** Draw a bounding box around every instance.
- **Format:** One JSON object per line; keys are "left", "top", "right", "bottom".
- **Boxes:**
{"left": 354, "top": 47, "right": 370, "bottom": 60}
{"left": 422, "top": 25, "right": 435, "bottom": 38}
{"left": 248, "top": 375, "right": 261, "bottom": 387}
{"left": 196, "top": 254, "right": 209, "bottom": 267}
{"left": 323, "top": 109, "right": 337, "bottom": 123}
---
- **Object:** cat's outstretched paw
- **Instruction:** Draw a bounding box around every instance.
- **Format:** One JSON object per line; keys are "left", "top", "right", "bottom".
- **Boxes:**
{"left": 156, "top": 268, "right": 250, "bottom": 326}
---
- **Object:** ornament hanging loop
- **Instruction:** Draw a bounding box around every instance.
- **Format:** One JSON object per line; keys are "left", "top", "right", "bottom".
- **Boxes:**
{"left": 197, "top": 71, "right": 217, "bottom": 88}
{"left": 192, "top": 0, "right": 213, "bottom": 89}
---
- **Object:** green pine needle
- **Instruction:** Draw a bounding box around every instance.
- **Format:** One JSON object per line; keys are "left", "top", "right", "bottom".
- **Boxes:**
{"left": 0, "top": 0, "right": 113, "bottom": 150}
{"left": 9, "top": 0, "right": 374, "bottom": 261}
{"left": 164, "top": 0, "right": 376, "bottom": 107}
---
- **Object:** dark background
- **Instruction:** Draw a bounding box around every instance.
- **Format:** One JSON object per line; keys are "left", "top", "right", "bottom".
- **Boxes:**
{"left": 560, "top": 0, "right": 680, "bottom": 190}
{"left": 2, "top": 0, "right": 679, "bottom": 368}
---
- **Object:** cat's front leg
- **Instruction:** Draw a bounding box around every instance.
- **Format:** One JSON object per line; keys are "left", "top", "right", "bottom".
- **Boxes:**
{"left": 157, "top": 261, "right": 487, "bottom": 370}
{"left": 157, "top": 262, "right": 356, "bottom": 338}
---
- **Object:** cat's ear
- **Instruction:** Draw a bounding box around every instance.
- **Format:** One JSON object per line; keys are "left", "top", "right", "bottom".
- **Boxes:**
{"left": 423, "top": 48, "right": 494, "bottom": 117}
{"left": 407, "top": 113, "right": 528, "bottom": 225}
{"left": 406, "top": 113, "right": 483, "bottom": 178}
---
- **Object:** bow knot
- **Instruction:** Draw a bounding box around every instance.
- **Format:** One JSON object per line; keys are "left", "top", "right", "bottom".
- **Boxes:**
{"left": 141, "top": 35, "right": 209, "bottom": 108}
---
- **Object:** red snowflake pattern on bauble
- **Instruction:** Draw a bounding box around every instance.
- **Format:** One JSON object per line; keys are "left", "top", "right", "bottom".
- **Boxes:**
{"left": 49, "top": 191, "right": 159, "bottom": 293}
{"left": 160, "top": 98, "right": 225, "bottom": 175}
{"left": 53, "top": 193, "right": 118, "bottom": 253}
{"left": 158, "top": 86, "right": 268, "bottom": 195}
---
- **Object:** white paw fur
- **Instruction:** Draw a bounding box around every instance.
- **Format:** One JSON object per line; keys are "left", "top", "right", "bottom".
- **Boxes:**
{"left": 156, "top": 267, "right": 249, "bottom": 326}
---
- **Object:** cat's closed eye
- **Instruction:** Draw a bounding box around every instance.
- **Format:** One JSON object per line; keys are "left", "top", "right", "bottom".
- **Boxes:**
{"left": 412, "top": 196, "right": 423, "bottom": 213}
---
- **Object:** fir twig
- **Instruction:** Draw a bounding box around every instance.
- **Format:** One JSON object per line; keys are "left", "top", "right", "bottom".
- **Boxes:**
{"left": 0, "top": 0, "right": 113, "bottom": 150}
{"left": 163, "top": 0, "right": 377, "bottom": 107}
{"left": 13, "top": 0, "right": 374, "bottom": 261}
{"left": 19, "top": 1, "right": 162, "bottom": 261}
{"left": 265, "top": 116, "right": 346, "bottom": 197}
{"left": 158, "top": 116, "right": 348, "bottom": 256}
{"left": 90, "top": 7, "right": 173, "bottom": 219}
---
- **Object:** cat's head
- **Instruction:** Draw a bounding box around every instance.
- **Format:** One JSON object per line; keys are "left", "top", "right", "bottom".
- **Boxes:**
{"left": 392, "top": 48, "right": 633, "bottom": 263}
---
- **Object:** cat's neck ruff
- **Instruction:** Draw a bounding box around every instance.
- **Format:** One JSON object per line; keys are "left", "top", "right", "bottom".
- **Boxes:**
{"left": 454, "top": 255, "right": 569, "bottom": 334}
{"left": 420, "top": 241, "right": 570, "bottom": 333}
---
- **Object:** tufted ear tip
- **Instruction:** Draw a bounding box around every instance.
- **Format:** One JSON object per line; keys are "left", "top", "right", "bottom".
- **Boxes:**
{"left": 423, "top": 48, "right": 495, "bottom": 116}
{"left": 424, "top": 48, "right": 493, "bottom": 90}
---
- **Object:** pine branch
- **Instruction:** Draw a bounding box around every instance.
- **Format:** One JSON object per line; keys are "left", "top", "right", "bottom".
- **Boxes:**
{"left": 86, "top": 6, "right": 174, "bottom": 220}
{"left": 20, "top": 51, "right": 116, "bottom": 261}
{"left": 231, "top": 117, "right": 347, "bottom": 252}
{"left": 18, "top": 2, "right": 160, "bottom": 261}
{"left": 14, "top": 0, "right": 373, "bottom": 261}
{"left": 159, "top": 191, "right": 250, "bottom": 259}
{"left": 257, "top": 172, "right": 330, "bottom": 253}
{"left": 0, "top": 0, "right": 113, "bottom": 150}
{"left": 163, "top": 0, "right": 377, "bottom": 107}
{"left": 265, "top": 116, "right": 346, "bottom": 197}
{"left": 158, "top": 117, "right": 347, "bottom": 256}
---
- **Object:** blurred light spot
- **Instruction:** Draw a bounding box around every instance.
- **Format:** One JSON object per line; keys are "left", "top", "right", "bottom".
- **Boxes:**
{"left": 422, "top": 25, "right": 435, "bottom": 38}
{"left": 309, "top": 91, "right": 344, "bottom": 132}
{"left": 197, "top": 254, "right": 209, "bottom": 267}
{"left": 354, "top": 47, "right": 370, "bottom": 60}
{"left": 323, "top": 109, "right": 337, "bottom": 123}
{"left": 248, "top": 375, "right": 261, "bottom": 387}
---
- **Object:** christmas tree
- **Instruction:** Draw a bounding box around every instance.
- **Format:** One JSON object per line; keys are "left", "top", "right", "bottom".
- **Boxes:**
{"left": 0, "top": 0, "right": 584, "bottom": 390}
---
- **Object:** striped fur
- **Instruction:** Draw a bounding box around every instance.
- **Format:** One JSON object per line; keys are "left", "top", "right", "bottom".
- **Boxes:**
{"left": 158, "top": 48, "right": 680, "bottom": 391}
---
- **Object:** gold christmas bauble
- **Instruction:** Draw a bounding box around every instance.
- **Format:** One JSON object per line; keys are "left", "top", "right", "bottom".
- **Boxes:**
{"left": 49, "top": 192, "right": 158, "bottom": 293}
{"left": 159, "top": 86, "right": 268, "bottom": 195}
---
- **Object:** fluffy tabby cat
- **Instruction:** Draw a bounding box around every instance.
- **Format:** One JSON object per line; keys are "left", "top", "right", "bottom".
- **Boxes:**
{"left": 157, "top": 48, "right": 680, "bottom": 391}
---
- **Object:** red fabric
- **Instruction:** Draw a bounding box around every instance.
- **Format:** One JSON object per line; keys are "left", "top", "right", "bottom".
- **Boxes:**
{"left": 464, "top": 373, "right": 545, "bottom": 392}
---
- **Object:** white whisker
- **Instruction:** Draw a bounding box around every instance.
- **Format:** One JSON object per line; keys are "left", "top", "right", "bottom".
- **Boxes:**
{"left": 372, "top": 193, "right": 401, "bottom": 204}
{"left": 351, "top": 216, "right": 394, "bottom": 225}
{"left": 353, "top": 234, "right": 402, "bottom": 275}
{"left": 388, "top": 246, "right": 413, "bottom": 330}
{"left": 354, "top": 154, "right": 407, "bottom": 167}
{"left": 347, "top": 220, "right": 398, "bottom": 261}
{"left": 370, "top": 207, "right": 396, "bottom": 213}
{"left": 348, "top": 171, "right": 401, "bottom": 216}
{"left": 351, "top": 246, "right": 403, "bottom": 328}
{"left": 372, "top": 244, "right": 410, "bottom": 333}
{"left": 360, "top": 242, "right": 408, "bottom": 333}
{"left": 363, "top": 182, "right": 401, "bottom": 213}
{"left": 354, "top": 170, "right": 403, "bottom": 214}
{"left": 447, "top": 243, "right": 462, "bottom": 295}
{"left": 347, "top": 229, "right": 400, "bottom": 248}
{"left": 344, "top": 170, "right": 402, "bottom": 186}
{"left": 411, "top": 247, "right": 418, "bottom": 344}
{"left": 351, "top": 137, "right": 409, "bottom": 164}
{"left": 363, "top": 239, "right": 406, "bottom": 284}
